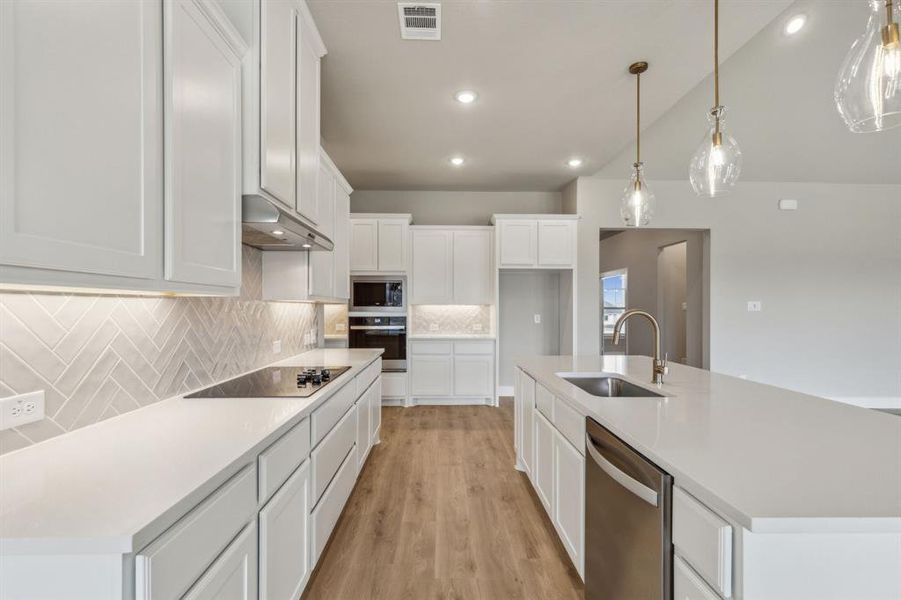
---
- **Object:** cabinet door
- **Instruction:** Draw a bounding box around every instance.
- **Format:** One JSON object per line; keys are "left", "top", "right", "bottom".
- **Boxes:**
{"left": 333, "top": 187, "right": 351, "bottom": 299}
{"left": 369, "top": 376, "right": 381, "bottom": 443}
{"left": 183, "top": 522, "right": 257, "bottom": 600}
{"left": 259, "top": 461, "right": 310, "bottom": 600}
{"left": 164, "top": 0, "right": 242, "bottom": 288}
{"left": 453, "top": 355, "right": 493, "bottom": 398}
{"left": 295, "top": 20, "right": 320, "bottom": 222}
{"left": 533, "top": 410, "right": 555, "bottom": 515}
{"left": 410, "top": 230, "right": 453, "bottom": 304}
{"left": 355, "top": 396, "right": 369, "bottom": 471}
{"left": 377, "top": 219, "right": 408, "bottom": 272}
{"left": 308, "top": 163, "right": 335, "bottom": 297}
{"left": 453, "top": 230, "right": 492, "bottom": 304}
{"left": 498, "top": 221, "right": 538, "bottom": 267}
{"left": 0, "top": 0, "right": 162, "bottom": 280}
{"left": 350, "top": 219, "right": 379, "bottom": 272}
{"left": 259, "top": 0, "right": 295, "bottom": 208}
{"left": 554, "top": 430, "right": 584, "bottom": 578}
{"left": 521, "top": 373, "right": 535, "bottom": 476}
{"left": 538, "top": 221, "right": 576, "bottom": 267}
{"left": 410, "top": 356, "right": 453, "bottom": 396}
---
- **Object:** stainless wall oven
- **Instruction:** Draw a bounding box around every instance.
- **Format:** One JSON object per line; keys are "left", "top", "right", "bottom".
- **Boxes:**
{"left": 350, "top": 277, "right": 404, "bottom": 312}
{"left": 348, "top": 315, "right": 406, "bottom": 372}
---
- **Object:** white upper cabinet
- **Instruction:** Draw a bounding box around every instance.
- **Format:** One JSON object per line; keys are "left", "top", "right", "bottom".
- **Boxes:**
{"left": 410, "top": 229, "right": 453, "bottom": 304}
{"left": 377, "top": 219, "right": 408, "bottom": 272}
{"left": 308, "top": 161, "right": 335, "bottom": 297}
{"left": 0, "top": 0, "right": 163, "bottom": 282}
{"left": 295, "top": 9, "right": 321, "bottom": 224}
{"left": 453, "top": 229, "right": 493, "bottom": 304}
{"left": 333, "top": 185, "right": 351, "bottom": 300}
{"left": 409, "top": 227, "right": 493, "bottom": 305}
{"left": 538, "top": 220, "right": 576, "bottom": 267}
{"left": 349, "top": 214, "right": 412, "bottom": 273}
{"left": 258, "top": 0, "right": 296, "bottom": 208}
{"left": 164, "top": 0, "right": 245, "bottom": 289}
{"left": 349, "top": 219, "right": 379, "bottom": 272}
{"left": 492, "top": 215, "right": 578, "bottom": 269}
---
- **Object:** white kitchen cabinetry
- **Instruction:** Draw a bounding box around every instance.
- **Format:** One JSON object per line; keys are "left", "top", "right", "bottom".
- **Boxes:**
{"left": 350, "top": 214, "right": 412, "bottom": 273}
{"left": 517, "top": 370, "right": 536, "bottom": 476}
{"left": 295, "top": 8, "right": 321, "bottom": 223}
{"left": 165, "top": 0, "right": 244, "bottom": 289}
{"left": 333, "top": 185, "right": 351, "bottom": 300}
{"left": 0, "top": 0, "right": 162, "bottom": 284}
{"left": 308, "top": 161, "right": 336, "bottom": 297}
{"left": 533, "top": 410, "right": 556, "bottom": 514}
{"left": 0, "top": 0, "right": 247, "bottom": 295}
{"left": 410, "top": 227, "right": 493, "bottom": 305}
{"left": 369, "top": 375, "right": 382, "bottom": 444}
{"left": 258, "top": 458, "right": 310, "bottom": 600}
{"left": 183, "top": 522, "right": 257, "bottom": 600}
{"left": 409, "top": 340, "right": 495, "bottom": 404}
{"left": 492, "top": 215, "right": 578, "bottom": 269}
{"left": 554, "top": 428, "right": 584, "bottom": 579}
{"left": 410, "top": 229, "right": 453, "bottom": 304}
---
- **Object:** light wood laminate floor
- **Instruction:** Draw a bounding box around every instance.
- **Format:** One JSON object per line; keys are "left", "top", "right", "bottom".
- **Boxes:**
{"left": 302, "top": 399, "right": 584, "bottom": 599}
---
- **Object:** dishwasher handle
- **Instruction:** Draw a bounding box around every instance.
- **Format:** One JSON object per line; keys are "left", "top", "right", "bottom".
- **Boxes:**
{"left": 586, "top": 432, "right": 659, "bottom": 507}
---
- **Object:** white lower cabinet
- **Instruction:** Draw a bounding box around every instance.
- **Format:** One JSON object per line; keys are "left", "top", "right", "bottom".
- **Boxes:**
{"left": 409, "top": 340, "right": 495, "bottom": 403}
{"left": 553, "top": 429, "right": 584, "bottom": 579}
{"left": 519, "top": 370, "right": 535, "bottom": 476}
{"left": 356, "top": 388, "right": 371, "bottom": 472}
{"left": 533, "top": 410, "right": 556, "bottom": 514}
{"left": 183, "top": 522, "right": 257, "bottom": 600}
{"left": 311, "top": 443, "right": 358, "bottom": 564}
{"left": 674, "top": 556, "right": 722, "bottom": 600}
{"left": 369, "top": 376, "right": 382, "bottom": 443}
{"left": 259, "top": 460, "right": 311, "bottom": 600}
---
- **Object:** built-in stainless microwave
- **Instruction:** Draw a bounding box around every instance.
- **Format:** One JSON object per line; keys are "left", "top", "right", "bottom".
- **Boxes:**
{"left": 350, "top": 277, "right": 404, "bottom": 313}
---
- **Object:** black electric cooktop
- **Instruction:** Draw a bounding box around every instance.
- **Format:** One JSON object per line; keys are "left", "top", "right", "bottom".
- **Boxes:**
{"left": 185, "top": 366, "right": 351, "bottom": 398}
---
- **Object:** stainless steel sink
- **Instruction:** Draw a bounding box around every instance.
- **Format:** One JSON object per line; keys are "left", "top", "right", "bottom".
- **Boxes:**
{"left": 560, "top": 375, "right": 664, "bottom": 398}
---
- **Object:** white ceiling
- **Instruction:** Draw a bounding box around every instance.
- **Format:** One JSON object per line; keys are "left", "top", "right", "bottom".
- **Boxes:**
{"left": 308, "top": 0, "right": 791, "bottom": 191}
{"left": 594, "top": 0, "right": 901, "bottom": 184}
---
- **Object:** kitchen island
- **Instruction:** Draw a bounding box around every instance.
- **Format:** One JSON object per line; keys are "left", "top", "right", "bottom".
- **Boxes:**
{"left": 515, "top": 354, "right": 901, "bottom": 599}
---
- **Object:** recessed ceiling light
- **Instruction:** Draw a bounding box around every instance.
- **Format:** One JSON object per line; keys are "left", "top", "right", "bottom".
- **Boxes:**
{"left": 784, "top": 14, "right": 806, "bottom": 35}
{"left": 450, "top": 156, "right": 465, "bottom": 166}
{"left": 271, "top": 230, "right": 284, "bottom": 236}
{"left": 454, "top": 90, "right": 478, "bottom": 104}
{"left": 302, "top": 243, "right": 312, "bottom": 249}
{"left": 567, "top": 158, "right": 583, "bottom": 168}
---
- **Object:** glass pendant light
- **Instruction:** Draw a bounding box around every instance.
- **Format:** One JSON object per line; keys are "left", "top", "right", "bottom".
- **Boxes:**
{"left": 835, "top": 0, "right": 901, "bottom": 132}
{"left": 621, "top": 61, "right": 655, "bottom": 228}
{"left": 689, "top": 0, "right": 742, "bottom": 198}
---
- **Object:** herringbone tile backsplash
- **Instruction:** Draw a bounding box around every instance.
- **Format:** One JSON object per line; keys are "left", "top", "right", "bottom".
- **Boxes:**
{"left": 0, "top": 246, "right": 318, "bottom": 455}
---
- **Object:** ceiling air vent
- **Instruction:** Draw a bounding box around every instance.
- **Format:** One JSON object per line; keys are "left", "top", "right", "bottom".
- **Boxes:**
{"left": 397, "top": 3, "right": 441, "bottom": 41}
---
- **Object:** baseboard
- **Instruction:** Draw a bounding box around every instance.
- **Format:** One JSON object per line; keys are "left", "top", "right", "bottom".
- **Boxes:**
{"left": 496, "top": 385, "right": 514, "bottom": 397}
{"left": 411, "top": 397, "right": 493, "bottom": 406}
{"left": 381, "top": 397, "right": 405, "bottom": 407}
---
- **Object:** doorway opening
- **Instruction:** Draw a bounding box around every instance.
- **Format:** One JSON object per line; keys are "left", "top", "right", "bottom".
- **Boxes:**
{"left": 598, "top": 229, "right": 709, "bottom": 369}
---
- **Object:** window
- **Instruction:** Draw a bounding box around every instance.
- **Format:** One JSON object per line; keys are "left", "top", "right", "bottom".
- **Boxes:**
{"left": 601, "top": 269, "right": 627, "bottom": 353}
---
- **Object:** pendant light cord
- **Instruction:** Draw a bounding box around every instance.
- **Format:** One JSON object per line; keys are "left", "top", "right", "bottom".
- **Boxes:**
{"left": 888, "top": 0, "right": 894, "bottom": 26}
{"left": 636, "top": 71, "right": 641, "bottom": 164}
{"left": 714, "top": 0, "right": 720, "bottom": 136}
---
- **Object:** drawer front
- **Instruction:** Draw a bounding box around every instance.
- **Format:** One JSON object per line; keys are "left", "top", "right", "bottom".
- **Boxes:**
{"left": 183, "top": 521, "right": 257, "bottom": 600}
{"left": 258, "top": 417, "right": 311, "bottom": 502}
{"left": 674, "top": 556, "right": 722, "bottom": 600}
{"left": 311, "top": 403, "right": 357, "bottom": 505}
{"left": 453, "top": 340, "right": 494, "bottom": 355}
{"left": 410, "top": 341, "right": 453, "bottom": 355}
{"left": 135, "top": 465, "right": 256, "bottom": 600}
{"left": 535, "top": 382, "right": 555, "bottom": 420}
{"left": 673, "top": 487, "right": 733, "bottom": 598}
{"left": 311, "top": 442, "right": 357, "bottom": 563}
{"left": 381, "top": 371, "right": 406, "bottom": 397}
{"left": 311, "top": 380, "right": 357, "bottom": 447}
{"left": 356, "top": 359, "right": 380, "bottom": 394}
{"left": 553, "top": 397, "right": 584, "bottom": 455}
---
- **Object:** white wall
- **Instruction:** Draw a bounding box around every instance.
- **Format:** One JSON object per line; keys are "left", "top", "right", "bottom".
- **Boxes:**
{"left": 350, "top": 190, "right": 561, "bottom": 225}
{"left": 573, "top": 178, "right": 901, "bottom": 400}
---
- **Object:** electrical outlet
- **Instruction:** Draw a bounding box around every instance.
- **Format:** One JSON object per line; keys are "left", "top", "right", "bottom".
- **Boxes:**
{"left": 272, "top": 340, "right": 282, "bottom": 354}
{"left": 747, "top": 301, "right": 762, "bottom": 312}
{"left": 472, "top": 323, "right": 483, "bottom": 332}
{"left": 335, "top": 323, "right": 346, "bottom": 332}
{"left": 533, "top": 314, "right": 541, "bottom": 324}
{"left": 429, "top": 323, "right": 439, "bottom": 331}
{"left": 0, "top": 391, "right": 45, "bottom": 431}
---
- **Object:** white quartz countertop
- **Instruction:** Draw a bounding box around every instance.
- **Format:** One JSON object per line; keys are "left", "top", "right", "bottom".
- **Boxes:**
{"left": 518, "top": 355, "right": 901, "bottom": 534}
{"left": 0, "top": 349, "right": 382, "bottom": 555}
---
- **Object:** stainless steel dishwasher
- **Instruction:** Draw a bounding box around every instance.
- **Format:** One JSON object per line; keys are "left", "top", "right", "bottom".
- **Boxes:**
{"left": 585, "top": 417, "right": 673, "bottom": 600}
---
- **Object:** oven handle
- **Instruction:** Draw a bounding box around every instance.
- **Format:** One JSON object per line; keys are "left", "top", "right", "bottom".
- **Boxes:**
{"left": 585, "top": 432, "right": 659, "bottom": 507}
{"left": 349, "top": 326, "right": 407, "bottom": 330}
